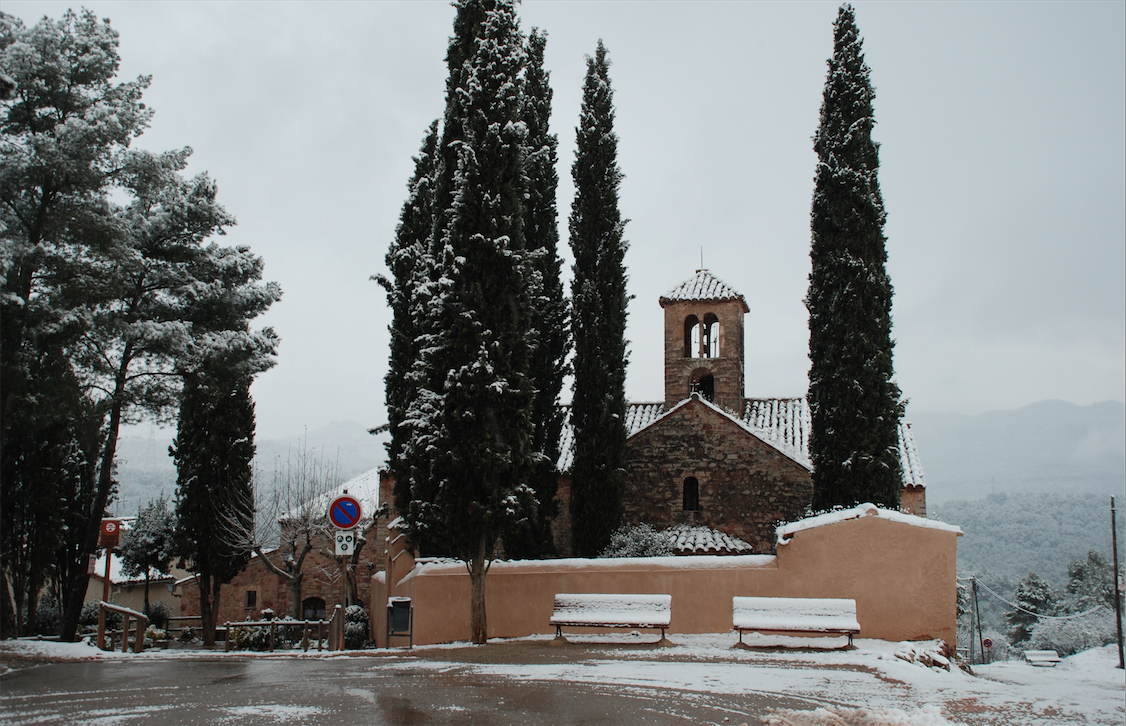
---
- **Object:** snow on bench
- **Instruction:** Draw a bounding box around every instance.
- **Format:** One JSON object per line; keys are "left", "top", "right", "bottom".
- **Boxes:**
{"left": 732, "top": 596, "right": 860, "bottom": 647}
{"left": 1023, "top": 649, "right": 1060, "bottom": 667}
{"left": 549, "top": 593, "right": 672, "bottom": 642}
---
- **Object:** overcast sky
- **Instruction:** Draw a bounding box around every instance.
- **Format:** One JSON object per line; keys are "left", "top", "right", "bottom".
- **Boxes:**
{"left": 7, "top": 1, "right": 1125, "bottom": 440}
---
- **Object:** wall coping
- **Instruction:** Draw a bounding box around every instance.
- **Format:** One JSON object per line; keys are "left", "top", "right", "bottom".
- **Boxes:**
{"left": 776, "top": 503, "right": 962, "bottom": 544}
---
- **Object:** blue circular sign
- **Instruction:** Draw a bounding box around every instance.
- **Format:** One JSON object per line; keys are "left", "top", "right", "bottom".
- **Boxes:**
{"left": 328, "top": 495, "right": 362, "bottom": 529}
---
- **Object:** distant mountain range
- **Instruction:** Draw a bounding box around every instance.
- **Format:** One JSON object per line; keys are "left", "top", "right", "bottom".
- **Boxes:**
{"left": 112, "top": 420, "right": 387, "bottom": 516}
{"left": 908, "top": 399, "right": 1124, "bottom": 505}
{"left": 111, "top": 399, "right": 1125, "bottom": 515}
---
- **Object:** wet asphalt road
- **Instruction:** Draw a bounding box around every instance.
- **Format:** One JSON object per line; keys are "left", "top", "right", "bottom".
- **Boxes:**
{"left": 0, "top": 645, "right": 824, "bottom": 725}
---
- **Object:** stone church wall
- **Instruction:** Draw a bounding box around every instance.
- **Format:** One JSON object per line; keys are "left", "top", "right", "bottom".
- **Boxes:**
{"left": 622, "top": 397, "right": 813, "bottom": 553}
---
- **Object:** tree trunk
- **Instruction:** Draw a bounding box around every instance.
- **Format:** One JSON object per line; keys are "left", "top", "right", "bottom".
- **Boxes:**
{"left": 468, "top": 535, "right": 488, "bottom": 645}
{"left": 142, "top": 571, "right": 151, "bottom": 619}
{"left": 288, "top": 576, "right": 302, "bottom": 620}
{"left": 199, "top": 574, "right": 221, "bottom": 646}
{"left": 0, "top": 568, "right": 16, "bottom": 639}
{"left": 60, "top": 343, "right": 133, "bottom": 641}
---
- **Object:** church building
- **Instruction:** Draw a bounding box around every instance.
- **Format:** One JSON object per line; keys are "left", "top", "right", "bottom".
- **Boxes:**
{"left": 552, "top": 269, "right": 927, "bottom": 556}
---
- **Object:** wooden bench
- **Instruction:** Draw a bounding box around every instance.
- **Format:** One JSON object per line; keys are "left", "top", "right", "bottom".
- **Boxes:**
{"left": 1023, "top": 649, "right": 1061, "bottom": 667}
{"left": 733, "top": 596, "right": 860, "bottom": 647}
{"left": 549, "top": 593, "right": 672, "bottom": 643}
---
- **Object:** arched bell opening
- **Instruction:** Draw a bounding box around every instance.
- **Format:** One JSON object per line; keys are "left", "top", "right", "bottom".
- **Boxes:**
{"left": 688, "top": 369, "right": 715, "bottom": 403}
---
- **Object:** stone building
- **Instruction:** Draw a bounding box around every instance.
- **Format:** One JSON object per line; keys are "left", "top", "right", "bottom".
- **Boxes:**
{"left": 552, "top": 269, "right": 927, "bottom": 556}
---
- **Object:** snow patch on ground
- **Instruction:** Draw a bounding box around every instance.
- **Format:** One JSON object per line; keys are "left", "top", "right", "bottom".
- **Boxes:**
{"left": 762, "top": 704, "right": 957, "bottom": 726}
{"left": 218, "top": 705, "right": 324, "bottom": 722}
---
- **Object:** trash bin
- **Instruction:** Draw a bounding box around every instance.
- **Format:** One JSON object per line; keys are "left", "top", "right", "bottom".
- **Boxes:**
{"left": 387, "top": 597, "right": 412, "bottom": 648}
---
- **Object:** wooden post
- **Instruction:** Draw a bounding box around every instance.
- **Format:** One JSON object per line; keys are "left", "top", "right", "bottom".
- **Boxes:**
{"left": 269, "top": 621, "right": 276, "bottom": 652}
{"left": 96, "top": 604, "right": 107, "bottom": 651}
{"left": 102, "top": 548, "right": 112, "bottom": 605}
{"left": 120, "top": 612, "right": 129, "bottom": 653}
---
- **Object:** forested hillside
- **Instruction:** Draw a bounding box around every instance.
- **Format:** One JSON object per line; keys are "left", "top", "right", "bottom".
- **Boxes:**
{"left": 931, "top": 491, "right": 1124, "bottom": 627}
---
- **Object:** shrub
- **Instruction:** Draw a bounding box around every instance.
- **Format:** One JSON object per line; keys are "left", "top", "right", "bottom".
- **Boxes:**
{"left": 34, "top": 595, "right": 60, "bottom": 636}
{"left": 599, "top": 523, "right": 674, "bottom": 558}
{"left": 146, "top": 601, "right": 171, "bottom": 629}
{"left": 1028, "top": 610, "right": 1121, "bottom": 657}
{"left": 344, "top": 606, "right": 370, "bottom": 649}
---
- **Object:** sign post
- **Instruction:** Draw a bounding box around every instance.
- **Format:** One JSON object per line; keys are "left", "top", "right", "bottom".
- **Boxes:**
{"left": 328, "top": 494, "right": 362, "bottom": 646}
{"left": 99, "top": 520, "right": 121, "bottom": 604}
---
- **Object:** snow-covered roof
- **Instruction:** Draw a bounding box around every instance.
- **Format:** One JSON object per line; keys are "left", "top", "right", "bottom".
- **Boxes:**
{"left": 898, "top": 421, "right": 926, "bottom": 488}
{"left": 280, "top": 466, "right": 382, "bottom": 523}
{"left": 659, "top": 269, "right": 749, "bottom": 313}
{"left": 776, "top": 503, "right": 962, "bottom": 544}
{"left": 555, "top": 403, "right": 663, "bottom": 472}
{"left": 555, "top": 397, "right": 925, "bottom": 489}
{"left": 665, "top": 524, "right": 754, "bottom": 554}
{"left": 92, "top": 551, "right": 175, "bottom": 585}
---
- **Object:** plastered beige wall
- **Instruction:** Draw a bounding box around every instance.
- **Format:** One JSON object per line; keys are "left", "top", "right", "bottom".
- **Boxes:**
{"left": 372, "top": 513, "right": 957, "bottom": 648}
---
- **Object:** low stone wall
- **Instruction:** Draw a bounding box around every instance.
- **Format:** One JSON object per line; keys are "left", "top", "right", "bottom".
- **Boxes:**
{"left": 372, "top": 508, "right": 959, "bottom": 647}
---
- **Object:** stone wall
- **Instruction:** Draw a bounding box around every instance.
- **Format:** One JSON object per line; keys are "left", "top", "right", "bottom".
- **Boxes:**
{"left": 622, "top": 396, "right": 813, "bottom": 553}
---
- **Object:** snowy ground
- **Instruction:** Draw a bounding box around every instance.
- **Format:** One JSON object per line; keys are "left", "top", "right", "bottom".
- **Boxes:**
{"left": 1, "top": 634, "right": 1122, "bottom": 725}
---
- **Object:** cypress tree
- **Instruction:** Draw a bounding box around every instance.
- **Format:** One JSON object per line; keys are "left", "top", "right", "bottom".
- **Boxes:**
{"left": 504, "top": 27, "right": 569, "bottom": 559}
{"left": 172, "top": 369, "right": 257, "bottom": 646}
{"left": 376, "top": 121, "right": 438, "bottom": 526}
{"left": 401, "top": 0, "right": 535, "bottom": 644}
{"left": 568, "top": 41, "right": 630, "bottom": 557}
{"left": 806, "top": 5, "right": 904, "bottom": 511}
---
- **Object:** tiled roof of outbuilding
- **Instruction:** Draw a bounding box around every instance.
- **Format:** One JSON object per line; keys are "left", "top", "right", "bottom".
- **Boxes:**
{"left": 659, "top": 269, "right": 749, "bottom": 312}
{"left": 665, "top": 524, "right": 754, "bottom": 554}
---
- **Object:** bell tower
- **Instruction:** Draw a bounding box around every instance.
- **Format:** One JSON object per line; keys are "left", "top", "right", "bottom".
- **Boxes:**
{"left": 658, "top": 270, "right": 749, "bottom": 412}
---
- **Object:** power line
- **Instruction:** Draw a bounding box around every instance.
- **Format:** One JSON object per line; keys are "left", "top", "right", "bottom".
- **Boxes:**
{"left": 961, "top": 576, "right": 1107, "bottom": 620}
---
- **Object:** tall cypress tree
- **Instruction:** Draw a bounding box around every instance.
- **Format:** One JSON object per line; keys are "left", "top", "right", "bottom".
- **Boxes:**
{"left": 806, "top": 5, "right": 904, "bottom": 510}
{"left": 172, "top": 368, "right": 257, "bottom": 646}
{"left": 568, "top": 41, "right": 629, "bottom": 557}
{"left": 376, "top": 121, "right": 438, "bottom": 525}
{"left": 504, "top": 27, "right": 569, "bottom": 559}
{"left": 401, "top": 0, "right": 535, "bottom": 644}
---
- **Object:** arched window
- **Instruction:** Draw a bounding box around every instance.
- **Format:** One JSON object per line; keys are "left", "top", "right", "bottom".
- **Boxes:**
{"left": 683, "top": 477, "right": 700, "bottom": 511}
{"left": 684, "top": 315, "right": 700, "bottom": 358}
{"left": 703, "top": 313, "right": 719, "bottom": 358}
{"left": 302, "top": 597, "right": 326, "bottom": 620}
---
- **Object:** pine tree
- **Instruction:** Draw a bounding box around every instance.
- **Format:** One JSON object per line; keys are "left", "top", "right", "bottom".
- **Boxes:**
{"left": 1005, "top": 572, "right": 1056, "bottom": 645}
{"left": 568, "top": 41, "right": 630, "bottom": 557}
{"left": 118, "top": 495, "right": 176, "bottom": 619}
{"left": 806, "top": 5, "right": 904, "bottom": 511}
{"left": 172, "top": 369, "right": 257, "bottom": 646}
{"left": 504, "top": 27, "right": 569, "bottom": 560}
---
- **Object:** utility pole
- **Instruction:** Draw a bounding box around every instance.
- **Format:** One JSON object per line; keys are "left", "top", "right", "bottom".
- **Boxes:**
{"left": 1112, "top": 496, "right": 1124, "bottom": 670}
{"left": 968, "top": 578, "right": 976, "bottom": 667}
{"left": 971, "top": 576, "right": 985, "bottom": 665}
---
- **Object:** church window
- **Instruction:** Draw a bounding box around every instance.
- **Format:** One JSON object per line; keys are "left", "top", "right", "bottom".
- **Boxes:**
{"left": 703, "top": 313, "right": 719, "bottom": 357}
{"left": 683, "top": 477, "right": 700, "bottom": 511}
{"left": 684, "top": 316, "right": 700, "bottom": 358}
{"left": 245, "top": 590, "right": 257, "bottom": 609}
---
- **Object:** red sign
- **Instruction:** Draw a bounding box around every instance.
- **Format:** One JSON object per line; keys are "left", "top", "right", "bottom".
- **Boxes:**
{"left": 99, "top": 519, "right": 121, "bottom": 548}
{"left": 328, "top": 495, "right": 362, "bottom": 529}
{"left": 982, "top": 637, "right": 993, "bottom": 649}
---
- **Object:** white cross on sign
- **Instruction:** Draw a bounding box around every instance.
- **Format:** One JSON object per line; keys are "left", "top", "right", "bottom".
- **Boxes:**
{"left": 335, "top": 529, "right": 355, "bottom": 556}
